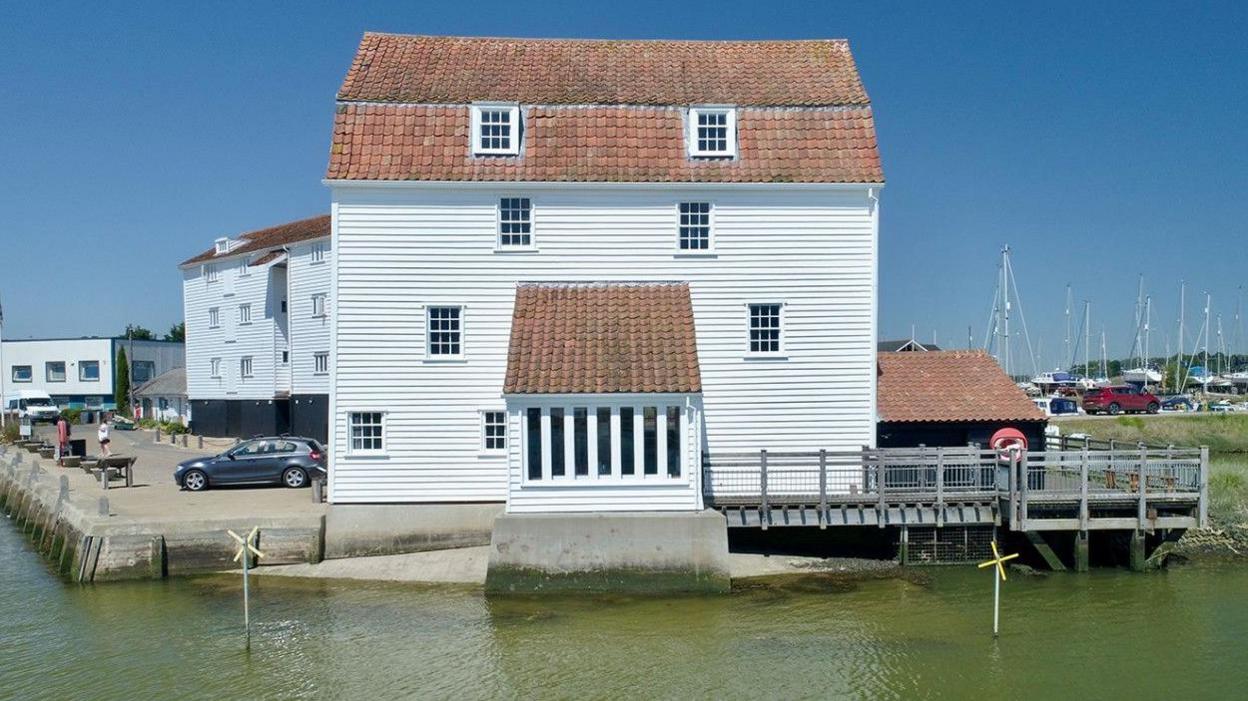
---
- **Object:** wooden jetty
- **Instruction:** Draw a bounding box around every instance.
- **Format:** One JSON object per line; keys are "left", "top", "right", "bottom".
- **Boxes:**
{"left": 701, "top": 438, "right": 1208, "bottom": 570}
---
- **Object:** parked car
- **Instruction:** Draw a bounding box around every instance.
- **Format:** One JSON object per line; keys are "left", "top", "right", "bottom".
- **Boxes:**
{"left": 1082, "top": 385, "right": 1160, "bottom": 415}
{"left": 174, "top": 436, "right": 326, "bottom": 492}
{"left": 1032, "top": 396, "right": 1082, "bottom": 417}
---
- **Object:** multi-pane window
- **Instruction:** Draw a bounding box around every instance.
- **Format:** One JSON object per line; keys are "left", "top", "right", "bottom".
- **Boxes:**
{"left": 205, "top": 264, "right": 219, "bottom": 283}
{"left": 208, "top": 307, "right": 220, "bottom": 329}
{"left": 238, "top": 303, "right": 252, "bottom": 325}
{"left": 238, "top": 259, "right": 250, "bottom": 277}
{"left": 311, "top": 242, "right": 326, "bottom": 263}
{"left": 311, "top": 293, "right": 327, "bottom": 318}
{"left": 482, "top": 411, "right": 506, "bottom": 451}
{"left": 523, "top": 404, "right": 684, "bottom": 482}
{"left": 678, "top": 202, "right": 711, "bottom": 250}
{"left": 748, "top": 303, "right": 782, "bottom": 354}
{"left": 210, "top": 358, "right": 221, "bottom": 378}
{"left": 474, "top": 106, "right": 519, "bottom": 155}
{"left": 11, "top": 365, "right": 32, "bottom": 382}
{"left": 313, "top": 351, "right": 329, "bottom": 375}
{"left": 132, "top": 361, "right": 155, "bottom": 383}
{"left": 498, "top": 198, "right": 532, "bottom": 248}
{"left": 239, "top": 356, "right": 253, "bottom": 378}
{"left": 349, "top": 411, "right": 385, "bottom": 453}
{"left": 427, "top": 306, "right": 462, "bottom": 357}
{"left": 46, "top": 362, "right": 66, "bottom": 382}
{"left": 689, "top": 108, "right": 735, "bottom": 157}
{"left": 79, "top": 360, "right": 100, "bottom": 382}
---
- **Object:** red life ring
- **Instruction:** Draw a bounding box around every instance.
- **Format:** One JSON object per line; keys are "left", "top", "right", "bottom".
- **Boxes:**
{"left": 990, "top": 427, "right": 1028, "bottom": 462}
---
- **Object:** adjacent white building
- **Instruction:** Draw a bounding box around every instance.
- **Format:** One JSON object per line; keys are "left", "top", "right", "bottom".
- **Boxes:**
{"left": 179, "top": 215, "right": 332, "bottom": 439}
{"left": 324, "top": 34, "right": 883, "bottom": 511}
{"left": 1, "top": 336, "right": 183, "bottom": 410}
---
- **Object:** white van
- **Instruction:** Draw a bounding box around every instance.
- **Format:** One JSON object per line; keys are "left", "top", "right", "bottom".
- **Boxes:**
{"left": 4, "top": 390, "right": 61, "bottom": 423}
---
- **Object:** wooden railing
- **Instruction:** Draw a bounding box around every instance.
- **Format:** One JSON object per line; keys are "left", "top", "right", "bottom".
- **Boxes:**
{"left": 701, "top": 443, "right": 1209, "bottom": 530}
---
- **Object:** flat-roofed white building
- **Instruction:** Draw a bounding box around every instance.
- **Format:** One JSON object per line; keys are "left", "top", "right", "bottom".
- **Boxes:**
{"left": 2, "top": 336, "right": 183, "bottom": 410}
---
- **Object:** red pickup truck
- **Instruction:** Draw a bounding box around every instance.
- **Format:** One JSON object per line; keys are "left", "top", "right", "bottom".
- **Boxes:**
{"left": 1082, "top": 386, "right": 1160, "bottom": 415}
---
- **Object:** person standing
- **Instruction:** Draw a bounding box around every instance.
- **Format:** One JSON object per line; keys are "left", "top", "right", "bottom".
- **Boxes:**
{"left": 97, "top": 420, "right": 111, "bottom": 457}
{"left": 55, "top": 415, "right": 70, "bottom": 466}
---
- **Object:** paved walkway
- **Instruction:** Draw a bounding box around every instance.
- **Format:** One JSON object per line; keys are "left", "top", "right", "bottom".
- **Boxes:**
{"left": 31, "top": 424, "right": 326, "bottom": 525}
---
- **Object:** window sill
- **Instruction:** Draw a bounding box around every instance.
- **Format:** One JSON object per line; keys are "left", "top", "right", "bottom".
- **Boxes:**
{"left": 520, "top": 477, "right": 688, "bottom": 488}
{"left": 342, "top": 452, "right": 389, "bottom": 460}
{"left": 493, "top": 247, "right": 539, "bottom": 254}
{"left": 310, "top": 260, "right": 326, "bottom": 265}
{"left": 673, "top": 251, "right": 718, "bottom": 259}
{"left": 743, "top": 354, "right": 789, "bottom": 362}
{"left": 423, "top": 357, "right": 467, "bottom": 364}
{"left": 478, "top": 450, "right": 507, "bottom": 459}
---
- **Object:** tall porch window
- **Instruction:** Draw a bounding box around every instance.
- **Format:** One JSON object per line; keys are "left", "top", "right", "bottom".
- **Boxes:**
{"left": 521, "top": 402, "right": 687, "bottom": 482}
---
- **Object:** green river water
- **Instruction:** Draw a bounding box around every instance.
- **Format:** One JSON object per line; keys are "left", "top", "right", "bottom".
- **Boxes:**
{"left": 3, "top": 522, "right": 1247, "bottom": 700}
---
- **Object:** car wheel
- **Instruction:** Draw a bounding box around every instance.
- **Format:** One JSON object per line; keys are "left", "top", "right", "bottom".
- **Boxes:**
{"left": 283, "top": 467, "right": 308, "bottom": 488}
{"left": 1109, "top": 403, "right": 1121, "bottom": 415}
{"left": 183, "top": 469, "right": 208, "bottom": 492}
{"left": 1147, "top": 402, "right": 1159, "bottom": 414}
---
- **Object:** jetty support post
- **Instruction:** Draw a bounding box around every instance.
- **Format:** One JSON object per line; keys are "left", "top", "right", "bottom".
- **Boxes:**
{"left": 1074, "top": 530, "right": 1090, "bottom": 572}
{"left": 1129, "top": 530, "right": 1146, "bottom": 572}
{"left": 1198, "top": 446, "right": 1209, "bottom": 528}
{"left": 817, "top": 449, "right": 828, "bottom": 530}
{"left": 758, "top": 449, "right": 768, "bottom": 531}
{"left": 899, "top": 524, "right": 909, "bottom": 566}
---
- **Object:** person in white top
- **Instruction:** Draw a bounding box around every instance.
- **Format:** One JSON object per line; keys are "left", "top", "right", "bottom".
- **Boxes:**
{"left": 97, "top": 421, "right": 112, "bottom": 457}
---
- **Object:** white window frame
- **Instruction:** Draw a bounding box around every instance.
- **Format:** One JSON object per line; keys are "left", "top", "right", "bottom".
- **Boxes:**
{"left": 78, "top": 360, "right": 100, "bottom": 382}
{"left": 496, "top": 197, "right": 535, "bottom": 250}
{"left": 209, "top": 357, "right": 222, "bottom": 378}
{"left": 46, "top": 361, "right": 66, "bottom": 383}
{"left": 238, "top": 258, "right": 250, "bottom": 277}
{"left": 346, "top": 411, "right": 387, "bottom": 456}
{"left": 745, "top": 301, "right": 787, "bottom": 358}
{"left": 688, "top": 106, "right": 737, "bottom": 158}
{"left": 238, "top": 303, "right": 252, "bottom": 326}
{"left": 239, "top": 356, "right": 254, "bottom": 379}
{"left": 425, "top": 305, "right": 465, "bottom": 360}
{"left": 310, "top": 242, "right": 326, "bottom": 264}
{"left": 313, "top": 351, "right": 329, "bottom": 375}
{"left": 208, "top": 307, "right": 220, "bottom": 329}
{"left": 214, "top": 237, "right": 229, "bottom": 254}
{"left": 204, "top": 263, "right": 219, "bottom": 284}
{"left": 480, "top": 409, "right": 507, "bottom": 453}
{"left": 471, "top": 104, "right": 521, "bottom": 156}
{"left": 311, "top": 293, "right": 327, "bottom": 318}
{"left": 675, "top": 201, "right": 715, "bottom": 253}
{"left": 518, "top": 396, "right": 692, "bottom": 486}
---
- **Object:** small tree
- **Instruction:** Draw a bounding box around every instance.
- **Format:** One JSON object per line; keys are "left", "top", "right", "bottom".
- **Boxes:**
{"left": 115, "top": 347, "right": 131, "bottom": 416}
{"left": 165, "top": 322, "right": 185, "bottom": 342}
{"left": 124, "top": 324, "right": 155, "bottom": 340}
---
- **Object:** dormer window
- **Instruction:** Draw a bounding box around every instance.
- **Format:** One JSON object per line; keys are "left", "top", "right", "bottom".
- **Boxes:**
{"left": 472, "top": 104, "right": 521, "bottom": 156}
{"left": 688, "top": 107, "right": 737, "bottom": 158}
{"left": 214, "top": 237, "right": 230, "bottom": 254}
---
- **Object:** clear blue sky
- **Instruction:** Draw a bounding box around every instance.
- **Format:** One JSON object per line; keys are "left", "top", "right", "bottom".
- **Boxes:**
{"left": 3, "top": 1, "right": 1245, "bottom": 370}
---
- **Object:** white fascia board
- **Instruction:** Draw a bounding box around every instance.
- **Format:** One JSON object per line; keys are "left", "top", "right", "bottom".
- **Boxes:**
{"left": 176, "top": 235, "right": 332, "bottom": 270}
{"left": 323, "top": 179, "right": 884, "bottom": 192}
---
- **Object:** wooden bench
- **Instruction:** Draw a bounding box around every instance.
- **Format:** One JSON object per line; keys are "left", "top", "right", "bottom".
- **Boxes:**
{"left": 83, "top": 456, "right": 137, "bottom": 489}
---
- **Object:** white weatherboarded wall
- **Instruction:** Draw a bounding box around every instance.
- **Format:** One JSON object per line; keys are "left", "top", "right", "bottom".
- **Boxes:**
{"left": 328, "top": 183, "right": 879, "bottom": 505}
{"left": 183, "top": 257, "right": 282, "bottom": 401}
{"left": 288, "top": 239, "right": 332, "bottom": 396}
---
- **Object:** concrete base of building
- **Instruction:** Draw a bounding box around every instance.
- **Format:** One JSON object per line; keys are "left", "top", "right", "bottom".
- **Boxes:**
{"left": 484, "top": 510, "right": 731, "bottom": 594}
{"left": 323, "top": 503, "right": 504, "bottom": 559}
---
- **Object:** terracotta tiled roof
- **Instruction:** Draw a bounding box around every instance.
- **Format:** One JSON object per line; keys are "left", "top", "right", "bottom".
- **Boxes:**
{"left": 181, "top": 215, "right": 330, "bottom": 267}
{"left": 248, "top": 250, "right": 287, "bottom": 267}
{"left": 328, "top": 104, "right": 881, "bottom": 183}
{"left": 327, "top": 33, "right": 883, "bottom": 184}
{"left": 877, "top": 351, "right": 1046, "bottom": 423}
{"left": 504, "top": 282, "right": 701, "bottom": 394}
{"left": 339, "top": 34, "right": 869, "bottom": 106}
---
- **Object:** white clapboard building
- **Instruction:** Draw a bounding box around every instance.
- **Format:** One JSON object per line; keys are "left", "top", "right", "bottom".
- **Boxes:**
{"left": 179, "top": 216, "right": 333, "bottom": 440}
{"left": 325, "top": 34, "right": 883, "bottom": 512}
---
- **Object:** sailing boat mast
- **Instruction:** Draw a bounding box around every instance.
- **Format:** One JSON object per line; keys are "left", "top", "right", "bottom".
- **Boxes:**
{"left": 1177, "top": 281, "right": 1185, "bottom": 391}
{"left": 1100, "top": 327, "right": 1108, "bottom": 380}
{"left": 1144, "top": 295, "right": 1152, "bottom": 370}
{"left": 1084, "top": 301, "right": 1091, "bottom": 379}
{"left": 1001, "top": 247, "right": 1011, "bottom": 377}
{"left": 1064, "top": 284, "right": 1072, "bottom": 370}
{"left": 1134, "top": 274, "right": 1144, "bottom": 369}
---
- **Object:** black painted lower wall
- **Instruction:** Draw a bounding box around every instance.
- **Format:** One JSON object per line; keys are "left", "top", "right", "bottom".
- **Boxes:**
{"left": 877, "top": 420, "right": 1047, "bottom": 451}
{"left": 189, "top": 396, "right": 327, "bottom": 441}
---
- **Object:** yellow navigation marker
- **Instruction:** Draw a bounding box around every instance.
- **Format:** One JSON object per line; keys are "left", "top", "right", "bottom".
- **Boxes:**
{"left": 227, "top": 527, "right": 265, "bottom": 645}
{"left": 977, "top": 539, "right": 1019, "bottom": 637}
{"left": 978, "top": 540, "right": 1019, "bottom": 581}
